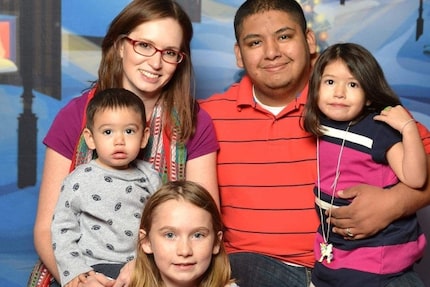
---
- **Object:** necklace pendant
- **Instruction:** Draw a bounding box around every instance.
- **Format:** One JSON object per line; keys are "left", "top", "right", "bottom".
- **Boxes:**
{"left": 319, "top": 242, "right": 333, "bottom": 263}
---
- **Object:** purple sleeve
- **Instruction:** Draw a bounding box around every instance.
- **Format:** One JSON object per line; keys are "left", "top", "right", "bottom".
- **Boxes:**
{"left": 186, "top": 106, "right": 219, "bottom": 160}
{"left": 42, "top": 93, "right": 89, "bottom": 160}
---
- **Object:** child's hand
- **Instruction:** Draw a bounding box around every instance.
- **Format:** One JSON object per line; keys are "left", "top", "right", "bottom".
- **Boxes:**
{"left": 64, "top": 275, "right": 82, "bottom": 287}
{"left": 112, "top": 260, "right": 135, "bottom": 287}
{"left": 373, "top": 105, "right": 415, "bottom": 134}
{"left": 79, "top": 272, "right": 115, "bottom": 287}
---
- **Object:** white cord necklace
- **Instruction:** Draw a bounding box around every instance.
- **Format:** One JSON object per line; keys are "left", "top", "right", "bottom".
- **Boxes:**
{"left": 316, "top": 121, "right": 352, "bottom": 263}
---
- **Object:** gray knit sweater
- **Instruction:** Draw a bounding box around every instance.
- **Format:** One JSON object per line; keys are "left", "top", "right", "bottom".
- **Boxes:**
{"left": 51, "top": 159, "right": 161, "bottom": 286}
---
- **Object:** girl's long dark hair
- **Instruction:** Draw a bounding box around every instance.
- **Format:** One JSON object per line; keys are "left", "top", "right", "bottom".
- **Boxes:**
{"left": 303, "top": 42, "right": 401, "bottom": 136}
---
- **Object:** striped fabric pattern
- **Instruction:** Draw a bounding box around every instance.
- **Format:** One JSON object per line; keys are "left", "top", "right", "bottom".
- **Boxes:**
{"left": 313, "top": 115, "right": 426, "bottom": 287}
{"left": 200, "top": 76, "right": 319, "bottom": 267}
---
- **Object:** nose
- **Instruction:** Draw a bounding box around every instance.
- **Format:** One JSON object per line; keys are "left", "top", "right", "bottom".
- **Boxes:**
{"left": 148, "top": 51, "right": 163, "bottom": 69}
{"left": 176, "top": 238, "right": 193, "bottom": 257}
{"left": 264, "top": 38, "right": 281, "bottom": 59}
{"left": 114, "top": 133, "right": 125, "bottom": 145}
{"left": 333, "top": 84, "right": 346, "bottom": 99}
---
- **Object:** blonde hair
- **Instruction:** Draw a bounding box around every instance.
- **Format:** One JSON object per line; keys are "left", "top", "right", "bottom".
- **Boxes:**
{"left": 129, "top": 180, "right": 234, "bottom": 287}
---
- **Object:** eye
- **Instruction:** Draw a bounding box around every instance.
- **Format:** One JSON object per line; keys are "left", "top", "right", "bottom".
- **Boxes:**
{"left": 349, "top": 82, "right": 359, "bottom": 88}
{"left": 193, "top": 232, "right": 205, "bottom": 239}
{"left": 164, "top": 232, "right": 175, "bottom": 239}
{"left": 103, "top": 129, "right": 112, "bottom": 135}
{"left": 324, "top": 79, "right": 334, "bottom": 85}
{"left": 249, "top": 40, "right": 262, "bottom": 47}
{"left": 137, "top": 41, "right": 152, "bottom": 50}
{"left": 163, "top": 49, "right": 179, "bottom": 59}
{"left": 125, "top": 129, "right": 135, "bottom": 135}
{"left": 279, "top": 34, "right": 290, "bottom": 41}
{"left": 251, "top": 40, "right": 261, "bottom": 46}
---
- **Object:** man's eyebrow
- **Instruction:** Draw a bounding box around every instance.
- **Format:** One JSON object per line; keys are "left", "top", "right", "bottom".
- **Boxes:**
{"left": 275, "top": 26, "right": 295, "bottom": 35}
{"left": 242, "top": 33, "right": 260, "bottom": 42}
{"left": 242, "top": 26, "right": 295, "bottom": 42}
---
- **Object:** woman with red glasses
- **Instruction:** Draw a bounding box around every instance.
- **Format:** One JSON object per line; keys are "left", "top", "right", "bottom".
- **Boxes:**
{"left": 32, "top": 1, "right": 219, "bottom": 286}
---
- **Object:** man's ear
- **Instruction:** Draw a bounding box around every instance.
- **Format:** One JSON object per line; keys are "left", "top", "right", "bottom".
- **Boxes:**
{"left": 83, "top": 128, "right": 96, "bottom": 150}
{"left": 139, "top": 229, "right": 153, "bottom": 254}
{"left": 234, "top": 43, "right": 244, "bottom": 69}
{"left": 306, "top": 28, "right": 317, "bottom": 56}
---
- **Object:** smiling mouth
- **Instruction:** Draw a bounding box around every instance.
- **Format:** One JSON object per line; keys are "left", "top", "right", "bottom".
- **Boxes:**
{"left": 139, "top": 69, "right": 159, "bottom": 79}
{"left": 263, "top": 63, "right": 287, "bottom": 71}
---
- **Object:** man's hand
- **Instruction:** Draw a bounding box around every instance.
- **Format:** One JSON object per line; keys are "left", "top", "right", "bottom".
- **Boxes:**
{"left": 328, "top": 184, "right": 398, "bottom": 239}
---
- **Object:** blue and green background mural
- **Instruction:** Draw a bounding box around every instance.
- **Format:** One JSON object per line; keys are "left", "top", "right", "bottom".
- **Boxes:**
{"left": 1, "top": 1, "right": 429, "bottom": 286}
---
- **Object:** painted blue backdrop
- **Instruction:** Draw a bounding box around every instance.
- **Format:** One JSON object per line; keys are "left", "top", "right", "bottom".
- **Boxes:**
{"left": 1, "top": 0, "right": 429, "bottom": 286}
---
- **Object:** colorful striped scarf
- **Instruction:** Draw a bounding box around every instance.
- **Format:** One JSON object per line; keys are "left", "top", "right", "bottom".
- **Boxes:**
{"left": 143, "top": 101, "right": 186, "bottom": 182}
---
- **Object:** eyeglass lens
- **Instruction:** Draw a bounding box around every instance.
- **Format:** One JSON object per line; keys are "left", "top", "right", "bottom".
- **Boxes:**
{"left": 130, "top": 38, "right": 183, "bottom": 63}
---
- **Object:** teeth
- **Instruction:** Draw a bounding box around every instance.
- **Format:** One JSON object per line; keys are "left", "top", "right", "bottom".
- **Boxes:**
{"left": 139, "top": 70, "right": 159, "bottom": 79}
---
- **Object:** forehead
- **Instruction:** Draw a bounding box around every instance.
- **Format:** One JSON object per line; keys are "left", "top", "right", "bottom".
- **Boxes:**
{"left": 93, "top": 107, "right": 141, "bottom": 124}
{"left": 239, "top": 10, "right": 301, "bottom": 38}
{"left": 129, "top": 18, "right": 183, "bottom": 47}
{"left": 323, "top": 60, "right": 353, "bottom": 74}
{"left": 151, "top": 199, "right": 213, "bottom": 228}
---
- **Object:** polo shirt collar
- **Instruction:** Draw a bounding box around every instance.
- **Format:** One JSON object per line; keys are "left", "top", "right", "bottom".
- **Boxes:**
{"left": 236, "top": 74, "right": 309, "bottom": 109}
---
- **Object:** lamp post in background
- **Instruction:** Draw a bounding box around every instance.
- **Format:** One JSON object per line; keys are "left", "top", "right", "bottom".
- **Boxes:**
{"left": 17, "top": 0, "right": 61, "bottom": 188}
{"left": 177, "top": 0, "right": 201, "bottom": 22}
{"left": 416, "top": 0, "right": 424, "bottom": 41}
{"left": 17, "top": 0, "right": 37, "bottom": 188}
